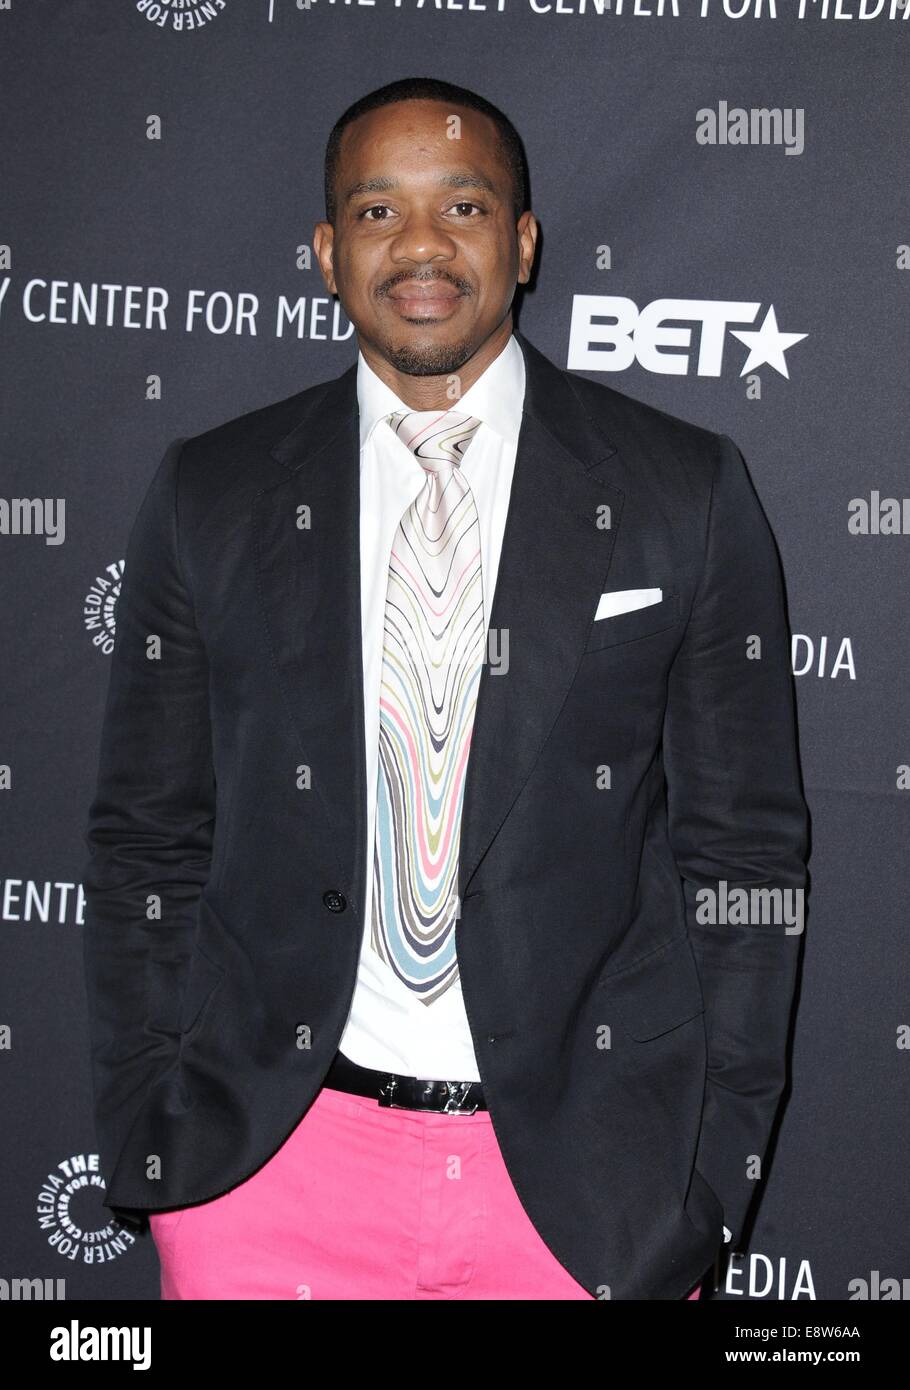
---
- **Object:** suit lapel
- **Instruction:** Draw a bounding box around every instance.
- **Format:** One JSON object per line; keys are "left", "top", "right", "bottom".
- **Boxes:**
{"left": 457, "top": 331, "right": 625, "bottom": 896}
{"left": 255, "top": 330, "right": 626, "bottom": 913}
{"left": 255, "top": 363, "right": 365, "bottom": 894}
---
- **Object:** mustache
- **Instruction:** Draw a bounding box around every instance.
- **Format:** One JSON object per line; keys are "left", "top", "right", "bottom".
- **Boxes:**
{"left": 379, "top": 273, "right": 471, "bottom": 296}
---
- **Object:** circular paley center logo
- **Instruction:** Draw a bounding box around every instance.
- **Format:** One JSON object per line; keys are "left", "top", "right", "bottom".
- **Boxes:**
{"left": 83, "top": 559, "right": 123, "bottom": 655}
{"left": 133, "top": 0, "right": 231, "bottom": 34}
{"left": 37, "top": 1154, "right": 140, "bottom": 1265}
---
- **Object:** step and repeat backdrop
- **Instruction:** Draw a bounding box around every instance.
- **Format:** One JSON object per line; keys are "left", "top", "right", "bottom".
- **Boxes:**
{"left": 1, "top": 0, "right": 907, "bottom": 1302}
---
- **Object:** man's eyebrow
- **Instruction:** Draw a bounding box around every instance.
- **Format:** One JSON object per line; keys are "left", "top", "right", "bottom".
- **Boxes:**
{"left": 343, "top": 171, "right": 499, "bottom": 204}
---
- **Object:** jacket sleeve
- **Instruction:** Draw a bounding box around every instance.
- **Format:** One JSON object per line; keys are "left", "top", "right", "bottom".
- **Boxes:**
{"left": 80, "top": 436, "right": 215, "bottom": 1223}
{"left": 662, "top": 431, "right": 809, "bottom": 1251}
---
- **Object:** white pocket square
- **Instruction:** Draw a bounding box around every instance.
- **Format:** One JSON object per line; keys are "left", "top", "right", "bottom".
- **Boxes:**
{"left": 594, "top": 588, "right": 663, "bottom": 622}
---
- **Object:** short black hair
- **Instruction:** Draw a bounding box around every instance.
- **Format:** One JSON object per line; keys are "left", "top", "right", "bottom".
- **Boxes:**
{"left": 324, "top": 77, "right": 528, "bottom": 226}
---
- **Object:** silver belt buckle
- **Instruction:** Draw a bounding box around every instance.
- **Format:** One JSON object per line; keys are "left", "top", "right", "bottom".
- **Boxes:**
{"left": 441, "top": 1081, "right": 479, "bottom": 1115}
{"left": 377, "top": 1075, "right": 479, "bottom": 1114}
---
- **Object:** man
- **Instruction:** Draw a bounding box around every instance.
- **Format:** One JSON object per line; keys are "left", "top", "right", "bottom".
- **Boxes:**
{"left": 81, "top": 77, "right": 809, "bottom": 1301}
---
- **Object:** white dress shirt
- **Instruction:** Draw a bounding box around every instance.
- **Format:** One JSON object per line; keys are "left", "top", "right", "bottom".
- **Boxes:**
{"left": 336, "top": 332, "right": 526, "bottom": 1081}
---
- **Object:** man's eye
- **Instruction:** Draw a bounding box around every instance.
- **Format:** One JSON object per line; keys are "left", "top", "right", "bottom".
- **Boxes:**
{"left": 358, "top": 202, "right": 484, "bottom": 222}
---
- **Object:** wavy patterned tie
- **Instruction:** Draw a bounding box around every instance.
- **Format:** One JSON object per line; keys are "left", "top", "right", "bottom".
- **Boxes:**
{"left": 371, "top": 408, "right": 485, "bottom": 1005}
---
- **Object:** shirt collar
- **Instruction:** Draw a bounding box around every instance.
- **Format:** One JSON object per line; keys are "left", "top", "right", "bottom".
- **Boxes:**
{"left": 356, "top": 331, "right": 525, "bottom": 457}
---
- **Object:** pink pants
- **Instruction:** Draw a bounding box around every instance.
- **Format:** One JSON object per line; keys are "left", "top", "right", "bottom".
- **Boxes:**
{"left": 149, "top": 1084, "right": 705, "bottom": 1300}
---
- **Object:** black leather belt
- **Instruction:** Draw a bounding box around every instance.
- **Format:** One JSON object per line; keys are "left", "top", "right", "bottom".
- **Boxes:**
{"left": 324, "top": 1050, "right": 487, "bottom": 1115}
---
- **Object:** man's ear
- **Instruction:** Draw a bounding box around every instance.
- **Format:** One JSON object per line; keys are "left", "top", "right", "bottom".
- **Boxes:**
{"left": 516, "top": 210, "right": 538, "bottom": 287}
{"left": 313, "top": 222, "right": 336, "bottom": 294}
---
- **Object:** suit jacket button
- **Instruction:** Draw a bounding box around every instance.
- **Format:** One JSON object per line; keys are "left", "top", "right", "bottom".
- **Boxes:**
{"left": 323, "top": 890, "right": 347, "bottom": 913}
{"left": 487, "top": 1034, "right": 497, "bottom": 1043}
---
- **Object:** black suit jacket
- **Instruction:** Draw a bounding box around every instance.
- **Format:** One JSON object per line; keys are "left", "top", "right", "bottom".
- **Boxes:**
{"left": 81, "top": 329, "right": 808, "bottom": 1299}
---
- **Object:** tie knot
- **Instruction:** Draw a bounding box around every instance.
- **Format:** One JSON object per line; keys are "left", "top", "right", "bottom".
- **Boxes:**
{"left": 386, "top": 409, "right": 482, "bottom": 469}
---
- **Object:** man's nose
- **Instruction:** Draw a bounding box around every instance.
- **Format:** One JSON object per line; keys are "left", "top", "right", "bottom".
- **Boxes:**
{"left": 389, "top": 210, "right": 458, "bottom": 265}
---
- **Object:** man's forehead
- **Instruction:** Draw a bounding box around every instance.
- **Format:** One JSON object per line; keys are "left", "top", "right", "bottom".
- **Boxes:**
{"left": 340, "top": 113, "right": 505, "bottom": 197}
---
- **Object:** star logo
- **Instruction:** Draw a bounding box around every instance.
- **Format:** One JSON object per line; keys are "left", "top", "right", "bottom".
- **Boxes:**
{"left": 730, "top": 305, "right": 807, "bottom": 379}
